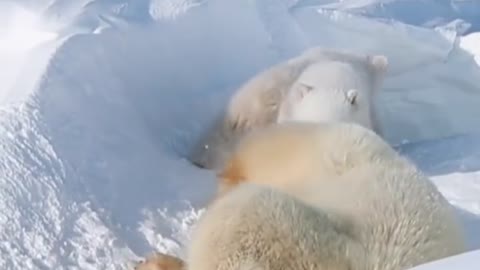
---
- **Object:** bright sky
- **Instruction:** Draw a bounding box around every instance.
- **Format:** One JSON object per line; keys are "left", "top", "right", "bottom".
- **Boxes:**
{"left": 0, "top": 6, "right": 57, "bottom": 52}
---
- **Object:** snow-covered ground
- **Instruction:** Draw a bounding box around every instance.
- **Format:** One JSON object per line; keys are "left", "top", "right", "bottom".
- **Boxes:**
{"left": 460, "top": 32, "right": 480, "bottom": 65}
{"left": 310, "top": 0, "right": 480, "bottom": 35}
{"left": 0, "top": 0, "right": 479, "bottom": 269}
{"left": 410, "top": 249, "right": 480, "bottom": 270}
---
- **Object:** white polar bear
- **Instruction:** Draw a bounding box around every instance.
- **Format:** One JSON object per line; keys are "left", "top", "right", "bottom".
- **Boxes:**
{"left": 215, "top": 123, "right": 466, "bottom": 268}
{"left": 188, "top": 47, "right": 389, "bottom": 170}
{"left": 276, "top": 60, "right": 384, "bottom": 134}
{"left": 136, "top": 122, "right": 466, "bottom": 270}
{"left": 187, "top": 182, "right": 366, "bottom": 270}
{"left": 135, "top": 182, "right": 366, "bottom": 270}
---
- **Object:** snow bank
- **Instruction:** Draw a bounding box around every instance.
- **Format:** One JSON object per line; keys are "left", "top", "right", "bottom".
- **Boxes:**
{"left": 409, "top": 249, "right": 480, "bottom": 270}
{"left": 0, "top": 1, "right": 280, "bottom": 268}
{"left": 311, "top": 0, "right": 480, "bottom": 35}
{"left": 0, "top": 3, "right": 61, "bottom": 104}
{"left": 0, "top": 0, "right": 480, "bottom": 269}
{"left": 460, "top": 32, "right": 480, "bottom": 65}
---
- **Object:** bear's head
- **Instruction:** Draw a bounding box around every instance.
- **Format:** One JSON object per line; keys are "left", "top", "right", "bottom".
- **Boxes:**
{"left": 277, "top": 54, "right": 388, "bottom": 133}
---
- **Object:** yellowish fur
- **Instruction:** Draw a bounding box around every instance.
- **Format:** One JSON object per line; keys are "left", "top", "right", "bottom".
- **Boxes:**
{"left": 217, "top": 121, "right": 393, "bottom": 198}
{"left": 137, "top": 122, "right": 466, "bottom": 270}
{"left": 134, "top": 253, "right": 185, "bottom": 270}
{"left": 217, "top": 122, "right": 466, "bottom": 268}
{"left": 189, "top": 47, "right": 388, "bottom": 170}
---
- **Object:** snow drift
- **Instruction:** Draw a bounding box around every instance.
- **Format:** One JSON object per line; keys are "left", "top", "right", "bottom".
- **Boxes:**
{"left": 312, "top": 0, "right": 480, "bottom": 35}
{"left": 460, "top": 32, "right": 480, "bottom": 65}
{"left": 0, "top": 0, "right": 480, "bottom": 269}
{"left": 410, "top": 249, "right": 480, "bottom": 270}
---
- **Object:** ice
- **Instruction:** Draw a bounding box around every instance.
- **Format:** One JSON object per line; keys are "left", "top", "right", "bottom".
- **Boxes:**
{"left": 0, "top": 0, "right": 479, "bottom": 269}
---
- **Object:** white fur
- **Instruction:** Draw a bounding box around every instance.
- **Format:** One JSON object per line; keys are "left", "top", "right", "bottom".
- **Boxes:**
{"left": 188, "top": 183, "right": 365, "bottom": 270}
{"left": 277, "top": 60, "right": 383, "bottom": 133}
{"left": 189, "top": 122, "right": 467, "bottom": 270}
{"left": 189, "top": 47, "right": 388, "bottom": 170}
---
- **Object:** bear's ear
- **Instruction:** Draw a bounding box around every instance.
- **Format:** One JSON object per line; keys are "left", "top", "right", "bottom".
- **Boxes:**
{"left": 346, "top": 89, "right": 358, "bottom": 105}
{"left": 367, "top": 54, "right": 389, "bottom": 94}
{"left": 367, "top": 54, "right": 389, "bottom": 75}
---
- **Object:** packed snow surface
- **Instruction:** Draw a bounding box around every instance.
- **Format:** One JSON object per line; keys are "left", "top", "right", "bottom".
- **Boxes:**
{"left": 410, "top": 249, "right": 480, "bottom": 270}
{"left": 0, "top": 0, "right": 479, "bottom": 269}
{"left": 460, "top": 32, "right": 480, "bottom": 65}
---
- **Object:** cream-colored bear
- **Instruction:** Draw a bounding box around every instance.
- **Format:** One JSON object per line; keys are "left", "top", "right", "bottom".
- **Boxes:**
{"left": 135, "top": 182, "right": 365, "bottom": 270}
{"left": 187, "top": 182, "right": 365, "bottom": 270}
{"left": 189, "top": 47, "right": 388, "bottom": 170}
{"left": 276, "top": 60, "right": 384, "bottom": 134}
{"left": 136, "top": 122, "right": 466, "bottom": 270}
{"left": 216, "top": 123, "right": 466, "bottom": 267}
{"left": 134, "top": 253, "right": 184, "bottom": 270}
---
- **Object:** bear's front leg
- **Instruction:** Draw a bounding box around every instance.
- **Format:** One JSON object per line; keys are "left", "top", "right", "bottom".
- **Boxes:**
{"left": 134, "top": 253, "right": 185, "bottom": 270}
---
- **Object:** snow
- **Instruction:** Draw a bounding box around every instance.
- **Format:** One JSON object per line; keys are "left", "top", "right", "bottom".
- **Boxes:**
{"left": 460, "top": 32, "right": 480, "bottom": 65}
{"left": 0, "top": 4, "right": 60, "bottom": 104}
{"left": 410, "top": 249, "right": 480, "bottom": 270}
{"left": 0, "top": 0, "right": 479, "bottom": 269}
{"left": 310, "top": 0, "right": 480, "bottom": 35}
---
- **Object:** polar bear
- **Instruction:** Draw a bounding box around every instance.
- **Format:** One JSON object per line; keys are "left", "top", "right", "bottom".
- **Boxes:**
{"left": 215, "top": 123, "right": 466, "bottom": 262}
{"left": 216, "top": 121, "right": 393, "bottom": 198}
{"left": 188, "top": 47, "right": 388, "bottom": 170}
{"left": 135, "top": 182, "right": 365, "bottom": 270}
{"left": 134, "top": 253, "right": 184, "bottom": 270}
{"left": 186, "top": 182, "right": 367, "bottom": 270}
{"left": 276, "top": 60, "right": 384, "bottom": 134}
{"left": 136, "top": 122, "right": 466, "bottom": 270}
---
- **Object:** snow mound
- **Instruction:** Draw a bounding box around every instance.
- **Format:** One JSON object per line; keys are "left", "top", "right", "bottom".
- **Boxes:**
{"left": 460, "top": 32, "right": 480, "bottom": 65}
{"left": 409, "top": 249, "right": 480, "bottom": 270}
{"left": 0, "top": 0, "right": 479, "bottom": 269}
{"left": 0, "top": 3, "right": 62, "bottom": 105}
{"left": 1, "top": 1, "right": 279, "bottom": 268}
{"left": 313, "top": 0, "right": 480, "bottom": 35}
{"left": 149, "top": 0, "right": 203, "bottom": 20}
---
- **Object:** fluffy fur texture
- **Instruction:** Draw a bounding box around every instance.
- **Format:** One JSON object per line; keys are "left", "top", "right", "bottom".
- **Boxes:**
{"left": 136, "top": 122, "right": 466, "bottom": 270}
{"left": 216, "top": 121, "right": 392, "bottom": 198}
{"left": 215, "top": 123, "right": 466, "bottom": 268}
{"left": 188, "top": 47, "right": 388, "bottom": 170}
{"left": 135, "top": 183, "right": 365, "bottom": 270}
{"left": 187, "top": 183, "right": 366, "bottom": 270}
{"left": 134, "top": 253, "right": 184, "bottom": 270}
{"left": 277, "top": 60, "right": 386, "bottom": 134}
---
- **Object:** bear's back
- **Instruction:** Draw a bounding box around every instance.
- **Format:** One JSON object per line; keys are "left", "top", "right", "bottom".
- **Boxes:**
{"left": 336, "top": 163, "right": 467, "bottom": 269}
{"left": 187, "top": 183, "right": 367, "bottom": 270}
{"left": 217, "top": 122, "right": 392, "bottom": 198}
{"left": 217, "top": 122, "right": 467, "bottom": 269}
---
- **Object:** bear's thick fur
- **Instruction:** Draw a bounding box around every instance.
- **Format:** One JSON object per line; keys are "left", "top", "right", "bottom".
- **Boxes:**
{"left": 134, "top": 253, "right": 185, "bottom": 270}
{"left": 187, "top": 183, "right": 365, "bottom": 270}
{"left": 189, "top": 47, "right": 388, "bottom": 170}
{"left": 137, "top": 122, "right": 466, "bottom": 270}
{"left": 216, "top": 123, "right": 466, "bottom": 266}
{"left": 276, "top": 60, "right": 384, "bottom": 133}
{"left": 216, "top": 121, "right": 393, "bottom": 198}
